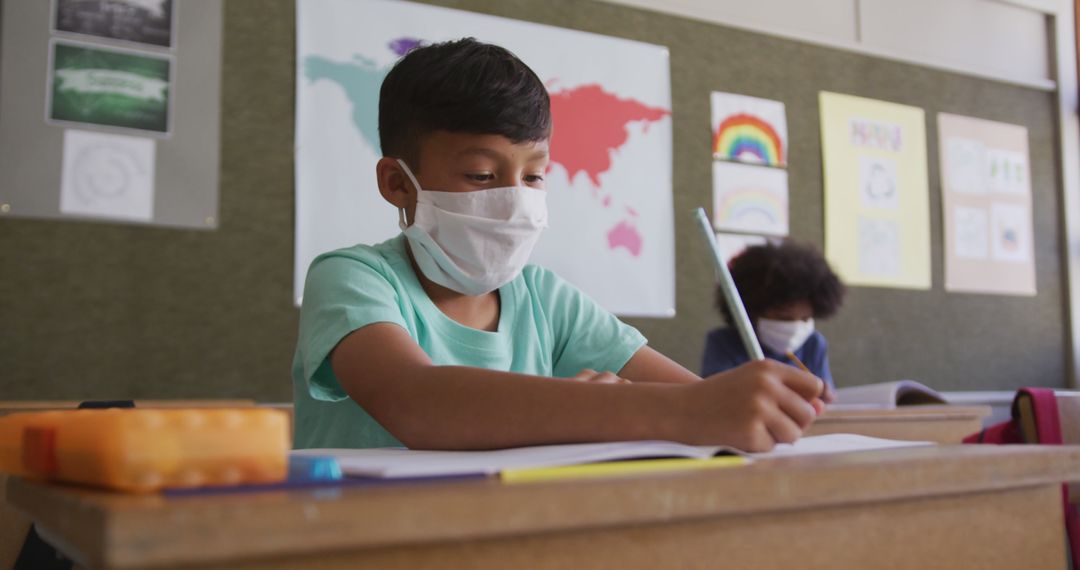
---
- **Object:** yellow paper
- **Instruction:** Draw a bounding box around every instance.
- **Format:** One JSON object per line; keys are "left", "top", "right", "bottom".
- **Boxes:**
{"left": 500, "top": 455, "right": 747, "bottom": 484}
{"left": 819, "top": 92, "right": 931, "bottom": 289}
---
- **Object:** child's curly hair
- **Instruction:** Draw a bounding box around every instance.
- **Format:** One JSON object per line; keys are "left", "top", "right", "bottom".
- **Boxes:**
{"left": 717, "top": 241, "right": 846, "bottom": 325}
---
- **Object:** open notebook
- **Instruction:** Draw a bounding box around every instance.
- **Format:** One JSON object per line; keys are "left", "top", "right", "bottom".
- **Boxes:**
{"left": 292, "top": 434, "right": 932, "bottom": 479}
{"left": 832, "top": 380, "right": 947, "bottom": 410}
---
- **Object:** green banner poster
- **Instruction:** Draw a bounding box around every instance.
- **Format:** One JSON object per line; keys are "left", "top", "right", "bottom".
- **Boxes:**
{"left": 49, "top": 41, "right": 171, "bottom": 134}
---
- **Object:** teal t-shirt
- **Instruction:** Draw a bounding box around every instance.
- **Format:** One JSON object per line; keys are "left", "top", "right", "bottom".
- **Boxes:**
{"left": 291, "top": 234, "right": 648, "bottom": 450}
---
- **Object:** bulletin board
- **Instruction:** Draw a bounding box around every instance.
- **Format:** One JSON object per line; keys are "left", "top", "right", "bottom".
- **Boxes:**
{"left": 0, "top": 0, "right": 1064, "bottom": 400}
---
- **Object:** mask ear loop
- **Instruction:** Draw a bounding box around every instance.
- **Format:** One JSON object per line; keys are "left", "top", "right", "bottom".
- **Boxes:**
{"left": 395, "top": 159, "right": 422, "bottom": 231}
{"left": 396, "top": 159, "right": 423, "bottom": 193}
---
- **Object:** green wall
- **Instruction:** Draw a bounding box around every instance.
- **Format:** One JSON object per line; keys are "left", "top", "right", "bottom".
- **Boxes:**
{"left": 0, "top": 0, "right": 1065, "bottom": 400}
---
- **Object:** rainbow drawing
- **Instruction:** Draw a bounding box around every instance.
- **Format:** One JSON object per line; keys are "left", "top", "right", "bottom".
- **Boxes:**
{"left": 713, "top": 113, "right": 785, "bottom": 167}
{"left": 714, "top": 187, "right": 788, "bottom": 236}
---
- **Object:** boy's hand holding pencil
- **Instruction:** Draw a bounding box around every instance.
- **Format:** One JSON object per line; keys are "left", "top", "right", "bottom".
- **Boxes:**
{"left": 678, "top": 359, "right": 824, "bottom": 452}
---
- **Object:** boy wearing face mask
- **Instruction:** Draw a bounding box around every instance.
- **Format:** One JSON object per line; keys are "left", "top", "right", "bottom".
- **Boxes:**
{"left": 292, "top": 38, "right": 826, "bottom": 453}
{"left": 701, "top": 242, "right": 847, "bottom": 399}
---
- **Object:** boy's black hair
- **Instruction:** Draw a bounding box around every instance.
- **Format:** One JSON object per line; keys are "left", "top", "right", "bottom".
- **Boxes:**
{"left": 378, "top": 38, "right": 552, "bottom": 167}
{"left": 717, "top": 241, "right": 846, "bottom": 325}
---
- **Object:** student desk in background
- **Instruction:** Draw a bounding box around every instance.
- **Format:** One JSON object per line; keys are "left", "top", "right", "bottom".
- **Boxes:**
{"left": 6, "top": 445, "right": 1079, "bottom": 570}
{"left": 807, "top": 405, "right": 991, "bottom": 444}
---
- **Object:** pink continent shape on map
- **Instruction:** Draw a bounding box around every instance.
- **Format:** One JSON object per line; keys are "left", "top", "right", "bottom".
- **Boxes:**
{"left": 606, "top": 220, "right": 643, "bottom": 257}
{"left": 547, "top": 83, "right": 669, "bottom": 257}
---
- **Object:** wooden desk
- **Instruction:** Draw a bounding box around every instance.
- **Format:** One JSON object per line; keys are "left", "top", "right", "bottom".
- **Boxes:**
{"left": 7, "top": 445, "right": 1079, "bottom": 569}
{"left": 808, "top": 405, "right": 990, "bottom": 443}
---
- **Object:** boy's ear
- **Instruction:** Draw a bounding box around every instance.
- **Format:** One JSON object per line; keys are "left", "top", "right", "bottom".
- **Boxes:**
{"left": 376, "top": 157, "right": 413, "bottom": 210}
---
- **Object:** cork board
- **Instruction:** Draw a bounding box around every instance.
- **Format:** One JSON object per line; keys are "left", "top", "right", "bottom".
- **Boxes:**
{"left": 0, "top": 0, "right": 1063, "bottom": 400}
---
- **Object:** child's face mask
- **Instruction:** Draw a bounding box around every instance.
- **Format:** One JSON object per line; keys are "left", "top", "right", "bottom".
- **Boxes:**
{"left": 396, "top": 159, "right": 548, "bottom": 296}
{"left": 757, "top": 317, "right": 815, "bottom": 355}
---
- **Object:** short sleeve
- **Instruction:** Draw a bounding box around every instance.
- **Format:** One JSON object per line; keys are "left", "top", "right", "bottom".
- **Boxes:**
{"left": 526, "top": 266, "right": 647, "bottom": 378}
{"left": 297, "top": 252, "right": 409, "bottom": 402}
{"left": 701, "top": 328, "right": 748, "bottom": 377}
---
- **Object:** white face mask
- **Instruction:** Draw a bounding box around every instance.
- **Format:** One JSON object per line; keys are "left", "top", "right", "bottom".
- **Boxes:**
{"left": 396, "top": 159, "right": 548, "bottom": 296}
{"left": 757, "top": 317, "right": 815, "bottom": 354}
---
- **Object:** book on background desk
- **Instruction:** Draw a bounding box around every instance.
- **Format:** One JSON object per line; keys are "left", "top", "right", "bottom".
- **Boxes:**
{"left": 292, "top": 434, "right": 932, "bottom": 479}
{"left": 831, "top": 380, "right": 947, "bottom": 410}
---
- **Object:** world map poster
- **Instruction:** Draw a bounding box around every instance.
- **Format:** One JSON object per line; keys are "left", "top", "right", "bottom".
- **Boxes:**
{"left": 295, "top": 0, "right": 675, "bottom": 316}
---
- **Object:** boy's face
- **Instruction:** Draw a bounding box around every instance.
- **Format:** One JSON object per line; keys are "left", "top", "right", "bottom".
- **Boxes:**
{"left": 378, "top": 131, "right": 550, "bottom": 225}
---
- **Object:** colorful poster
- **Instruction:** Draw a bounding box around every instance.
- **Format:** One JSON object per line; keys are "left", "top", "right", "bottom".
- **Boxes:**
{"left": 819, "top": 92, "right": 931, "bottom": 289}
{"left": 60, "top": 129, "right": 156, "bottom": 221}
{"left": 938, "top": 113, "right": 1035, "bottom": 295}
{"left": 711, "top": 161, "right": 788, "bottom": 236}
{"left": 49, "top": 40, "right": 171, "bottom": 134}
{"left": 710, "top": 92, "right": 787, "bottom": 167}
{"left": 295, "top": 0, "right": 674, "bottom": 316}
{"left": 53, "top": 0, "right": 174, "bottom": 49}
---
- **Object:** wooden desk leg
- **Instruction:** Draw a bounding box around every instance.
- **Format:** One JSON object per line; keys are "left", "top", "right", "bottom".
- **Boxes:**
{"left": 151, "top": 483, "right": 1065, "bottom": 570}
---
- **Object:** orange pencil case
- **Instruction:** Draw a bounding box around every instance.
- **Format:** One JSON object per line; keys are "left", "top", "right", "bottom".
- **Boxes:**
{"left": 0, "top": 408, "right": 289, "bottom": 493}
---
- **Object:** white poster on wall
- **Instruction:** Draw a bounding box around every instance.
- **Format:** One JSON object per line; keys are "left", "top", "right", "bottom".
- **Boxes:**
{"left": 710, "top": 92, "right": 787, "bottom": 167}
{"left": 295, "top": 0, "right": 675, "bottom": 317}
{"left": 714, "top": 233, "right": 772, "bottom": 264}
{"left": 938, "top": 113, "right": 1035, "bottom": 296}
{"left": 60, "top": 128, "right": 155, "bottom": 222}
{"left": 711, "top": 161, "right": 788, "bottom": 236}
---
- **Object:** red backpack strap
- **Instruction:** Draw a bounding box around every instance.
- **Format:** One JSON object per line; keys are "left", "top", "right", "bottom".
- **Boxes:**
{"left": 1015, "top": 388, "right": 1080, "bottom": 570}
{"left": 963, "top": 419, "right": 1021, "bottom": 444}
{"left": 1018, "top": 387, "right": 1064, "bottom": 444}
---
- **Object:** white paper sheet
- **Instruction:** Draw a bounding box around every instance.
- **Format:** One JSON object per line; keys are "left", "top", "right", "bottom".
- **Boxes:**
{"left": 60, "top": 128, "right": 155, "bottom": 221}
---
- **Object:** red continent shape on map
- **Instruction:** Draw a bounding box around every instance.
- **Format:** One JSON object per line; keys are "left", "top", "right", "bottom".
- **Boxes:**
{"left": 548, "top": 84, "right": 670, "bottom": 187}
